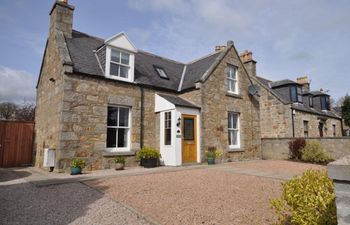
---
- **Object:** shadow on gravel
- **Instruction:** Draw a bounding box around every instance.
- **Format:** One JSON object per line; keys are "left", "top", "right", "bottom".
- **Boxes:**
{"left": 0, "top": 169, "right": 106, "bottom": 225}
{"left": 0, "top": 168, "right": 31, "bottom": 182}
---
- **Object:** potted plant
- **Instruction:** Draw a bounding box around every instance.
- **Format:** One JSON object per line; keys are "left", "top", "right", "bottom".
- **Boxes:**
{"left": 70, "top": 158, "right": 85, "bottom": 175}
{"left": 205, "top": 147, "right": 222, "bottom": 165}
{"left": 136, "top": 147, "right": 161, "bottom": 168}
{"left": 114, "top": 156, "right": 126, "bottom": 170}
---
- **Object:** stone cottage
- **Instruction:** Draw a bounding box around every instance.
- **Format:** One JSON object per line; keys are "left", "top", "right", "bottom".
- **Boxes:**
{"left": 252, "top": 72, "right": 342, "bottom": 138}
{"left": 35, "top": 0, "right": 261, "bottom": 171}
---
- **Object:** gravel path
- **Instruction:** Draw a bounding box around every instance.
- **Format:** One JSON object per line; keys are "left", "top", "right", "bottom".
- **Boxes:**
{"left": 87, "top": 160, "right": 325, "bottom": 225}
{"left": 0, "top": 169, "right": 153, "bottom": 225}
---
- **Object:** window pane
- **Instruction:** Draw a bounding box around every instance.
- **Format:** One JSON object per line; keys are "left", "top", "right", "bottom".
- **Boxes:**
{"left": 117, "top": 128, "right": 128, "bottom": 148}
{"left": 309, "top": 96, "right": 313, "bottom": 107}
{"left": 228, "top": 113, "right": 238, "bottom": 129}
{"left": 107, "top": 128, "right": 117, "bottom": 148}
{"left": 119, "top": 65, "right": 129, "bottom": 78}
{"left": 121, "top": 52, "right": 130, "bottom": 65}
{"left": 111, "top": 50, "right": 121, "bottom": 63}
{"left": 108, "top": 107, "right": 118, "bottom": 126}
{"left": 227, "top": 66, "right": 236, "bottom": 79}
{"left": 228, "top": 130, "right": 238, "bottom": 146}
{"left": 110, "top": 63, "right": 120, "bottom": 76}
{"left": 321, "top": 97, "right": 326, "bottom": 110}
{"left": 119, "top": 108, "right": 129, "bottom": 127}
{"left": 228, "top": 80, "right": 236, "bottom": 92}
{"left": 291, "top": 86, "right": 297, "bottom": 102}
{"left": 183, "top": 118, "right": 194, "bottom": 140}
{"left": 165, "top": 129, "right": 171, "bottom": 145}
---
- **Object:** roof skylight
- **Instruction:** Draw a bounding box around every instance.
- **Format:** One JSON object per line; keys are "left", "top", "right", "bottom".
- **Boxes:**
{"left": 154, "top": 66, "right": 168, "bottom": 79}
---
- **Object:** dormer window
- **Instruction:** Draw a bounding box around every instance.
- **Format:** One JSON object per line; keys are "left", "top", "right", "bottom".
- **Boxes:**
{"left": 309, "top": 96, "right": 313, "bottom": 107}
{"left": 104, "top": 32, "right": 137, "bottom": 83}
{"left": 110, "top": 49, "right": 130, "bottom": 78}
{"left": 320, "top": 96, "right": 330, "bottom": 110}
{"left": 291, "top": 85, "right": 302, "bottom": 103}
{"left": 154, "top": 66, "right": 168, "bottom": 79}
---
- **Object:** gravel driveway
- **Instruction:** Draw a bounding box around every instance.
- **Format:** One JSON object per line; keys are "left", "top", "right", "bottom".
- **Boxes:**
{"left": 87, "top": 160, "right": 325, "bottom": 225}
{"left": 0, "top": 168, "right": 153, "bottom": 225}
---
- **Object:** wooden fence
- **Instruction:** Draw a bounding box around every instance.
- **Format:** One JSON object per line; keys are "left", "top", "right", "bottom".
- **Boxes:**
{"left": 0, "top": 120, "right": 34, "bottom": 167}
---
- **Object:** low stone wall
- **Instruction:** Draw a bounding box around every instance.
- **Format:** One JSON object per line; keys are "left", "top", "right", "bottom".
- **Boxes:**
{"left": 262, "top": 137, "right": 350, "bottom": 160}
{"left": 328, "top": 155, "right": 350, "bottom": 225}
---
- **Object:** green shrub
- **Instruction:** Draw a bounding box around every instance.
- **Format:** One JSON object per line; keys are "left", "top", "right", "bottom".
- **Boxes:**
{"left": 301, "top": 140, "right": 332, "bottom": 163}
{"left": 136, "top": 147, "right": 161, "bottom": 160}
{"left": 70, "top": 159, "right": 85, "bottom": 168}
{"left": 271, "top": 170, "right": 336, "bottom": 225}
{"left": 288, "top": 138, "right": 306, "bottom": 160}
{"left": 114, "top": 156, "right": 126, "bottom": 164}
{"left": 205, "top": 146, "right": 222, "bottom": 159}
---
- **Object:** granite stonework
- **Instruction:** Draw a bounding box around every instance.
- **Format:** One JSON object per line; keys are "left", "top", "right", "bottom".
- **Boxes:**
{"left": 328, "top": 155, "right": 350, "bottom": 225}
{"left": 262, "top": 137, "right": 350, "bottom": 160}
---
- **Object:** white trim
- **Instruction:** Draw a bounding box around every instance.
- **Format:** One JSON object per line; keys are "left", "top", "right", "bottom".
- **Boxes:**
{"left": 104, "top": 32, "right": 138, "bottom": 53}
{"left": 106, "top": 105, "right": 132, "bottom": 152}
{"left": 177, "top": 65, "right": 187, "bottom": 92}
{"left": 228, "top": 112, "right": 240, "bottom": 149}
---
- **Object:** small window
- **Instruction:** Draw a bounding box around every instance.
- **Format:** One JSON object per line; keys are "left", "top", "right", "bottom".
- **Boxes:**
{"left": 164, "top": 111, "right": 171, "bottom": 145}
{"left": 303, "top": 121, "right": 309, "bottom": 137}
{"left": 309, "top": 96, "right": 313, "bottom": 107}
{"left": 154, "top": 66, "right": 168, "bottom": 79}
{"left": 320, "top": 96, "right": 330, "bottom": 110}
{"left": 291, "top": 86, "right": 302, "bottom": 103}
{"left": 297, "top": 87, "right": 303, "bottom": 102}
{"left": 107, "top": 106, "right": 130, "bottom": 151}
{"left": 110, "top": 49, "right": 130, "bottom": 79}
{"left": 228, "top": 112, "right": 240, "bottom": 148}
{"left": 333, "top": 124, "right": 336, "bottom": 137}
{"left": 227, "top": 66, "right": 238, "bottom": 94}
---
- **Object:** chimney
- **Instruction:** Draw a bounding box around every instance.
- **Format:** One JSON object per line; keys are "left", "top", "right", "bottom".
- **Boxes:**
{"left": 215, "top": 45, "right": 226, "bottom": 52}
{"left": 240, "top": 50, "right": 257, "bottom": 77}
{"left": 49, "top": 0, "right": 75, "bottom": 38}
{"left": 296, "top": 76, "right": 310, "bottom": 92}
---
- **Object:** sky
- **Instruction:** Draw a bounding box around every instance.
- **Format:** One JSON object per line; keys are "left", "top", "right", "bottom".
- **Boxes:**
{"left": 0, "top": 0, "right": 349, "bottom": 103}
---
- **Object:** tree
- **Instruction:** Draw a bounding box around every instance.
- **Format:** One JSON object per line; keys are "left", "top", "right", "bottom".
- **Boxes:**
{"left": 342, "top": 94, "right": 350, "bottom": 127}
{"left": 15, "top": 103, "right": 35, "bottom": 121}
{"left": 0, "top": 102, "right": 17, "bottom": 120}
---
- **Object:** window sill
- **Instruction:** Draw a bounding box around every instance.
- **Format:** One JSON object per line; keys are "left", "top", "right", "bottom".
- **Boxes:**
{"left": 226, "top": 92, "right": 243, "bottom": 99}
{"left": 102, "top": 150, "right": 136, "bottom": 157}
{"left": 227, "top": 148, "right": 244, "bottom": 152}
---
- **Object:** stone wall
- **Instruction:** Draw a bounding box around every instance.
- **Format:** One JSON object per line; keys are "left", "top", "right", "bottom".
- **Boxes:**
{"left": 200, "top": 47, "right": 262, "bottom": 162}
{"left": 262, "top": 137, "right": 350, "bottom": 160}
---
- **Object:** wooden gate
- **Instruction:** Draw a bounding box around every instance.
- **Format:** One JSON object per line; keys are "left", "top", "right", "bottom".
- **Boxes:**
{"left": 0, "top": 121, "right": 34, "bottom": 167}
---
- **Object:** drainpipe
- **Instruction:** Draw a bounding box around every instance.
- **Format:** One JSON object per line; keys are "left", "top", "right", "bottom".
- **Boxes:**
{"left": 140, "top": 86, "right": 144, "bottom": 148}
{"left": 291, "top": 108, "right": 295, "bottom": 138}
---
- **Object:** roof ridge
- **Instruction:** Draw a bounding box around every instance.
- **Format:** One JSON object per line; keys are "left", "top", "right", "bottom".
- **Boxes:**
{"left": 138, "top": 50, "right": 185, "bottom": 65}
{"left": 72, "top": 29, "right": 105, "bottom": 41}
{"left": 186, "top": 51, "right": 220, "bottom": 65}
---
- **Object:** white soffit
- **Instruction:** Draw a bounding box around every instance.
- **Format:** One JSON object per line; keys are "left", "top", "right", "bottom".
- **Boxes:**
{"left": 105, "top": 32, "right": 138, "bottom": 53}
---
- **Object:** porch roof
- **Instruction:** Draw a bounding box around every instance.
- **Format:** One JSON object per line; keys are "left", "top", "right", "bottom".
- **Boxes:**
{"left": 158, "top": 94, "right": 200, "bottom": 109}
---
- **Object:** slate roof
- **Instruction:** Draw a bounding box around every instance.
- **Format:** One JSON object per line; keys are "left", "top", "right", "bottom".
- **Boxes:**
{"left": 65, "top": 30, "right": 224, "bottom": 92}
{"left": 256, "top": 76, "right": 341, "bottom": 119}
{"left": 158, "top": 94, "right": 200, "bottom": 109}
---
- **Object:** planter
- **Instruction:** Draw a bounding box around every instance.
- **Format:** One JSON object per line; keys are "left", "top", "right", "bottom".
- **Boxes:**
{"left": 141, "top": 158, "right": 158, "bottom": 168}
{"left": 207, "top": 157, "right": 215, "bottom": 165}
{"left": 70, "top": 166, "right": 82, "bottom": 175}
{"left": 115, "top": 163, "right": 125, "bottom": 170}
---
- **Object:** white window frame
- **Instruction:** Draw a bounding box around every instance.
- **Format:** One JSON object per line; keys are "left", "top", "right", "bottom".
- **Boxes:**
{"left": 227, "top": 65, "right": 238, "bottom": 94}
{"left": 106, "top": 105, "right": 131, "bottom": 152}
{"left": 228, "top": 112, "right": 240, "bottom": 149}
{"left": 164, "top": 111, "right": 172, "bottom": 145}
{"left": 105, "top": 46, "right": 135, "bottom": 82}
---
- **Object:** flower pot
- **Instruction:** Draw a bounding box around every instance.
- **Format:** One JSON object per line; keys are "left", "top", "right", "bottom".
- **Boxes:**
{"left": 70, "top": 166, "right": 82, "bottom": 175}
{"left": 141, "top": 158, "right": 158, "bottom": 168}
{"left": 207, "top": 157, "right": 215, "bottom": 165}
{"left": 115, "top": 163, "right": 125, "bottom": 170}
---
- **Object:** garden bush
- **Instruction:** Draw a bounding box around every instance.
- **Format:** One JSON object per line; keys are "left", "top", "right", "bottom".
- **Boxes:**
{"left": 271, "top": 170, "right": 336, "bottom": 225}
{"left": 288, "top": 138, "right": 306, "bottom": 160}
{"left": 301, "top": 140, "right": 332, "bottom": 163}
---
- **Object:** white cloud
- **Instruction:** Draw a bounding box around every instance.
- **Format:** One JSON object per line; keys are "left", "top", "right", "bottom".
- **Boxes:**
{"left": 0, "top": 66, "right": 36, "bottom": 103}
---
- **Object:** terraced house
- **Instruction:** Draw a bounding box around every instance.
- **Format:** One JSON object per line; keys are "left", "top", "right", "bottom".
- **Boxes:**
{"left": 35, "top": 0, "right": 261, "bottom": 171}
{"left": 255, "top": 75, "right": 342, "bottom": 138}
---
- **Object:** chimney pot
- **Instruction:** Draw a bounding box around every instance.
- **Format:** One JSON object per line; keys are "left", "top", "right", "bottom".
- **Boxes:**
{"left": 239, "top": 50, "right": 253, "bottom": 63}
{"left": 214, "top": 45, "right": 226, "bottom": 52}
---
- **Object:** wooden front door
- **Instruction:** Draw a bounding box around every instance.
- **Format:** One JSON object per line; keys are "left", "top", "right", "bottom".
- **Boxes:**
{"left": 182, "top": 115, "right": 197, "bottom": 163}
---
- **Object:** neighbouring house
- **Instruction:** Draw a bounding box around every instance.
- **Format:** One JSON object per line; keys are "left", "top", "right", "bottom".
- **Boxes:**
{"left": 254, "top": 75, "right": 343, "bottom": 138}
{"left": 334, "top": 107, "right": 350, "bottom": 136}
{"left": 35, "top": 0, "right": 261, "bottom": 171}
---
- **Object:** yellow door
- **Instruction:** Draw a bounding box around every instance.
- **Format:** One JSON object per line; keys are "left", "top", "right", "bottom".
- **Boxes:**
{"left": 182, "top": 115, "right": 197, "bottom": 163}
